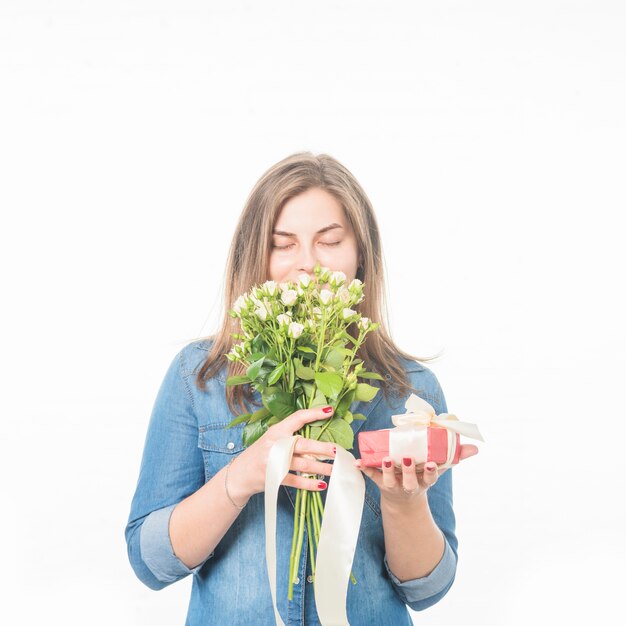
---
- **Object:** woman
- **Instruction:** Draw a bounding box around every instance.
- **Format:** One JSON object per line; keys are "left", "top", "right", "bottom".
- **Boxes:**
{"left": 125, "top": 152, "right": 478, "bottom": 625}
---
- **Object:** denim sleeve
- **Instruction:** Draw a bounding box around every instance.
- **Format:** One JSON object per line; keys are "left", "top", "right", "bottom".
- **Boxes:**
{"left": 385, "top": 371, "right": 459, "bottom": 611}
{"left": 124, "top": 347, "right": 210, "bottom": 591}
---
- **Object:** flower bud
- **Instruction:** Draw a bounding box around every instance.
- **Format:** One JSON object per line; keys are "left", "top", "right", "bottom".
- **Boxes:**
{"left": 288, "top": 322, "right": 305, "bottom": 339}
{"left": 342, "top": 308, "right": 357, "bottom": 320}
{"left": 281, "top": 289, "right": 298, "bottom": 306}
{"left": 319, "top": 289, "right": 333, "bottom": 305}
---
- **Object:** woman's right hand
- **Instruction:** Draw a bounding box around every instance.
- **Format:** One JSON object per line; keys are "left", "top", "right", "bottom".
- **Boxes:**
{"left": 225, "top": 405, "right": 337, "bottom": 505}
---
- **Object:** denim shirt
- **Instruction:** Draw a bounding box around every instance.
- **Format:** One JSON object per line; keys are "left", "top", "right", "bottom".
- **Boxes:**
{"left": 125, "top": 340, "right": 458, "bottom": 626}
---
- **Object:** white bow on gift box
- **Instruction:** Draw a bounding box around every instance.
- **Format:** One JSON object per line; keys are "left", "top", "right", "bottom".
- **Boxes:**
{"left": 389, "top": 394, "right": 484, "bottom": 468}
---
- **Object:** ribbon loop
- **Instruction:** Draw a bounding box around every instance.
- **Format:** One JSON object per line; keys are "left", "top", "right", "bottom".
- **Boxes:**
{"left": 391, "top": 394, "right": 484, "bottom": 442}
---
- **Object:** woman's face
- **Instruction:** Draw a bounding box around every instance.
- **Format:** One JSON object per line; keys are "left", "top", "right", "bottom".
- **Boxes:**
{"left": 268, "top": 187, "right": 360, "bottom": 284}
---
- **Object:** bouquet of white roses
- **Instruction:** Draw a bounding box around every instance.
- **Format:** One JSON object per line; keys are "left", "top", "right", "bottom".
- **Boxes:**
{"left": 225, "top": 263, "right": 381, "bottom": 600}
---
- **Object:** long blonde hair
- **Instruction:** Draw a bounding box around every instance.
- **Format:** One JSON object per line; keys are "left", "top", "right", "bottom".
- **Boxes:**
{"left": 195, "top": 151, "right": 438, "bottom": 415}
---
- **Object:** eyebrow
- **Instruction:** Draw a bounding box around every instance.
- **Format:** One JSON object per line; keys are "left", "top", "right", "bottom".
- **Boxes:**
{"left": 272, "top": 223, "right": 344, "bottom": 237}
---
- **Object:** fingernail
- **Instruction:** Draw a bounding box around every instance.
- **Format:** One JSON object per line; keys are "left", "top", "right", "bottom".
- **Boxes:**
{"left": 383, "top": 460, "right": 392, "bottom": 468}
{"left": 322, "top": 406, "right": 333, "bottom": 414}
{"left": 318, "top": 481, "right": 327, "bottom": 489}
{"left": 426, "top": 463, "right": 437, "bottom": 471}
{"left": 403, "top": 457, "right": 412, "bottom": 467}
{"left": 332, "top": 446, "right": 336, "bottom": 455}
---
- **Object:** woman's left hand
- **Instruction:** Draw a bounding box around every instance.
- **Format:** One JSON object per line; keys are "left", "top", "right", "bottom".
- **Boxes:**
{"left": 354, "top": 444, "right": 479, "bottom": 506}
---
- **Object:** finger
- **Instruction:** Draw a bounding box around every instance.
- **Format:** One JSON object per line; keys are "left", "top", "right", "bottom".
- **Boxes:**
{"left": 290, "top": 455, "right": 333, "bottom": 477}
{"left": 422, "top": 461, "right": 439, "bottom": 488}
{"left": 401, "top": 457, "right": 419, "bottom": 492}
{"left": 459, "top": 444, "right": 479, "bottom": 461}
{"left": 354, "top": 459, "right": 384, "bottom": 489}
{"left": 381, "top": 456, "right": 398, "bottom": 489}
{"left": 282, "top": 473, "right": 328, "bottom": 492}
{"left": 276, "top": 405, "right": 334, "bottom": 435}
{"left": 294, "top": 437, "right": 336, "bottom": 460}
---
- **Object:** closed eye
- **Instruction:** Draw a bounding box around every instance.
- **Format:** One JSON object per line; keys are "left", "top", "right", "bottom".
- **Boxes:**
{"left": 272, "top": 241, "right": 342, "bottom": 250}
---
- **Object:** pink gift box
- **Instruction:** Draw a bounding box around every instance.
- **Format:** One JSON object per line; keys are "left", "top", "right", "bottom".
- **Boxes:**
{"left": 358, "top": 426, "right": 461, "bottom": 468}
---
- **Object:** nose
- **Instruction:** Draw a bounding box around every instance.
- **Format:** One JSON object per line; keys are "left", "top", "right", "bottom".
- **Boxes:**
{"left": 297, "top": 243, "right": 318, "bottom": 275}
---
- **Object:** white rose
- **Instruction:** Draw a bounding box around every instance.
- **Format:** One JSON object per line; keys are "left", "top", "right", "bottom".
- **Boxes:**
{"left": 281, "top": 289, "right": 298, "bottom": 306}
{"left": 298, "top": 274, "right": 311, "bottom": 287}
{"left": 329, "top": 271, "right": 347, "bottom": 286}
{"left": 233, "top": 295, "right": 247, "bottom": 314}
{"left": 262, "top": 280, "right": 278, "bottom": 296}
{"left": 336, "top": 286, "right": 351, "bottom": 303}
{"left": 312, "top": 306, "right": 322, "bottom": 318}
{"left": 319, "top": 289, "right": 333, "bottom": 305}
{"left": 349, "top": 279, "right": 363, "bottom": 290}
{"left": 343, "top": 308, "right": 357, "bottom": 319}
{"left": 276, "top": 313, "right": 291, "bottom": 326}
{"left": 254, "top": 306, "right": 267, "bottom": 321}
{"left": 288, "top": 322, "right": 304, "bottom": 339}
{"left": 358, "top": 316, "right": 370, "bottom": 330}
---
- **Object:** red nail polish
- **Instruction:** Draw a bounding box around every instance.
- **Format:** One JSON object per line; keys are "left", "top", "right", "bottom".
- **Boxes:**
{"left": 332, "top": 446, "right": 336, "bottom": 455}
{"left": 322, "top": 406, "right": 333, "bottom": 414}
{"left": 403, "top": 457, "right": 412, "bottom": 467}
{"left": 383, "top": 460, "right": 392, "bottom": 468}
{"left": 318, "top": 481, "right": 327, "bottom": 489}
{"left": 427, "top": 464, "right": 437, "bottom": 471}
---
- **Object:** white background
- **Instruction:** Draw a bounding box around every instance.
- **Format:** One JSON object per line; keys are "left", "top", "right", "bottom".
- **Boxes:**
{"left": 1, "top": 1, "right": 624, "bottom": 624}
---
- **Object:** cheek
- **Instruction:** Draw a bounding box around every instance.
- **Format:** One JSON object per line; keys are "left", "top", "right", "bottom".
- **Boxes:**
{"left": 268, "top": 254, "right": 290, "bottom": 281}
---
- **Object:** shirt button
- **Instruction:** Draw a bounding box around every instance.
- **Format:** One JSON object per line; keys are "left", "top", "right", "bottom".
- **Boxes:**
{"left": 293, "top": 576, "right": 300, "bottom": 585}
{"left": 226, "top": 442, "right": 235, "bottom": 450}
{"left": 307, "top": 575, "right": 314, "bottom": 584}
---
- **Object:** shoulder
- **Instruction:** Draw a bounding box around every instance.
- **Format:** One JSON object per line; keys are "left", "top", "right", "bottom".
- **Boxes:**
{"left": 394, "top": 356, "right": 447, "bottom": 413}
{"left": 176, "top": 337, "right": 227, "bottom": 383}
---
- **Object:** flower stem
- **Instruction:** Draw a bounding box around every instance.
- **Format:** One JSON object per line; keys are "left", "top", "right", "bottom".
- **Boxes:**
{"left": 288, "top": 488, "right": 302, "bottom": 601}
{"left": 306, "top": 503, "right": 316, "bottom": 579}
{"left": 290, "top": 488, "right": 308, "bottom": 593}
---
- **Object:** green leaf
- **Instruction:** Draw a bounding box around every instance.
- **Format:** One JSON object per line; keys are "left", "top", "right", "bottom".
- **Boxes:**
{"left": 226, "top": 413, "right": 252, "bottom": 428}
{"left": 251, "top": 334, "right": 266, "bottom": 353}
{"left": 296, "top": 393, "right": 307, "bottom": 410}
{"left": 302, "top": 382, "right": 315, "bottom": 399}
{"left": 246, "top": 357, "right": 265, "bottom": 381}
{"left": 295, "top": 362, "right": 315, "bottom": 380}
{"left": 267, "top": 363, "right": 286, "bottom": 385}
{"left": 262, "top": 387, "right": 296, "bottom": 418}
{"left": 266, "top": 415, "right": 282, "bottom": 426}
{"left": 357, "top": 371, "right": 385, "bottom": 381}
{"left": 334, "top": 347, "right": 353, "bottom": 357}
{"left": 226, "top": 375, "right": 251, "bottom": 386}
{"left": 336, "top": 388, "right": 356, "bottom": 415}
{"left": 242, "top": 420, "right": 268, "bottom": 446}
{"left": 310, "top": 388, "right": 328, "bottom": 408}
{"left": 352, "top": 412, "right": 367, "bottom": 420}
{"left": 297, "top": 345, "right": 316, "bottom": 354}
{"left": 311, "top": 418, "right": 354, "bottom": 449}
{"left": 314, "top": 372, "right": 343, "bottom": 399}
{"left": 248, "top": 406, "right": 271, "bottom": 423}
{"left": 355, "top": 383, "right": 379, "bottom": 402}
{"left": 323, "top": 348, "right": 344, "bottom": 371}
{"left": 344, "top": 411, "right": 353, "bottom": 424}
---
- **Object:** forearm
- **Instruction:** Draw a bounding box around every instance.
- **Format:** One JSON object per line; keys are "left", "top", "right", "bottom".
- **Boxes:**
{"left": 381, "top": 494, "right": 445, "bottom": 582}
{"left": 169, "top": 461, "right": 251, "bottom": 569}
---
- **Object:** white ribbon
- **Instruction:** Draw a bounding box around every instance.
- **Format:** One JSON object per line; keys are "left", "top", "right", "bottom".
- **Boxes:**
{"left": 265, "top": 436, "right": 365, "bottom": 626}
{"left": 389, "top": 394, "right": 484, "bottom": 468}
